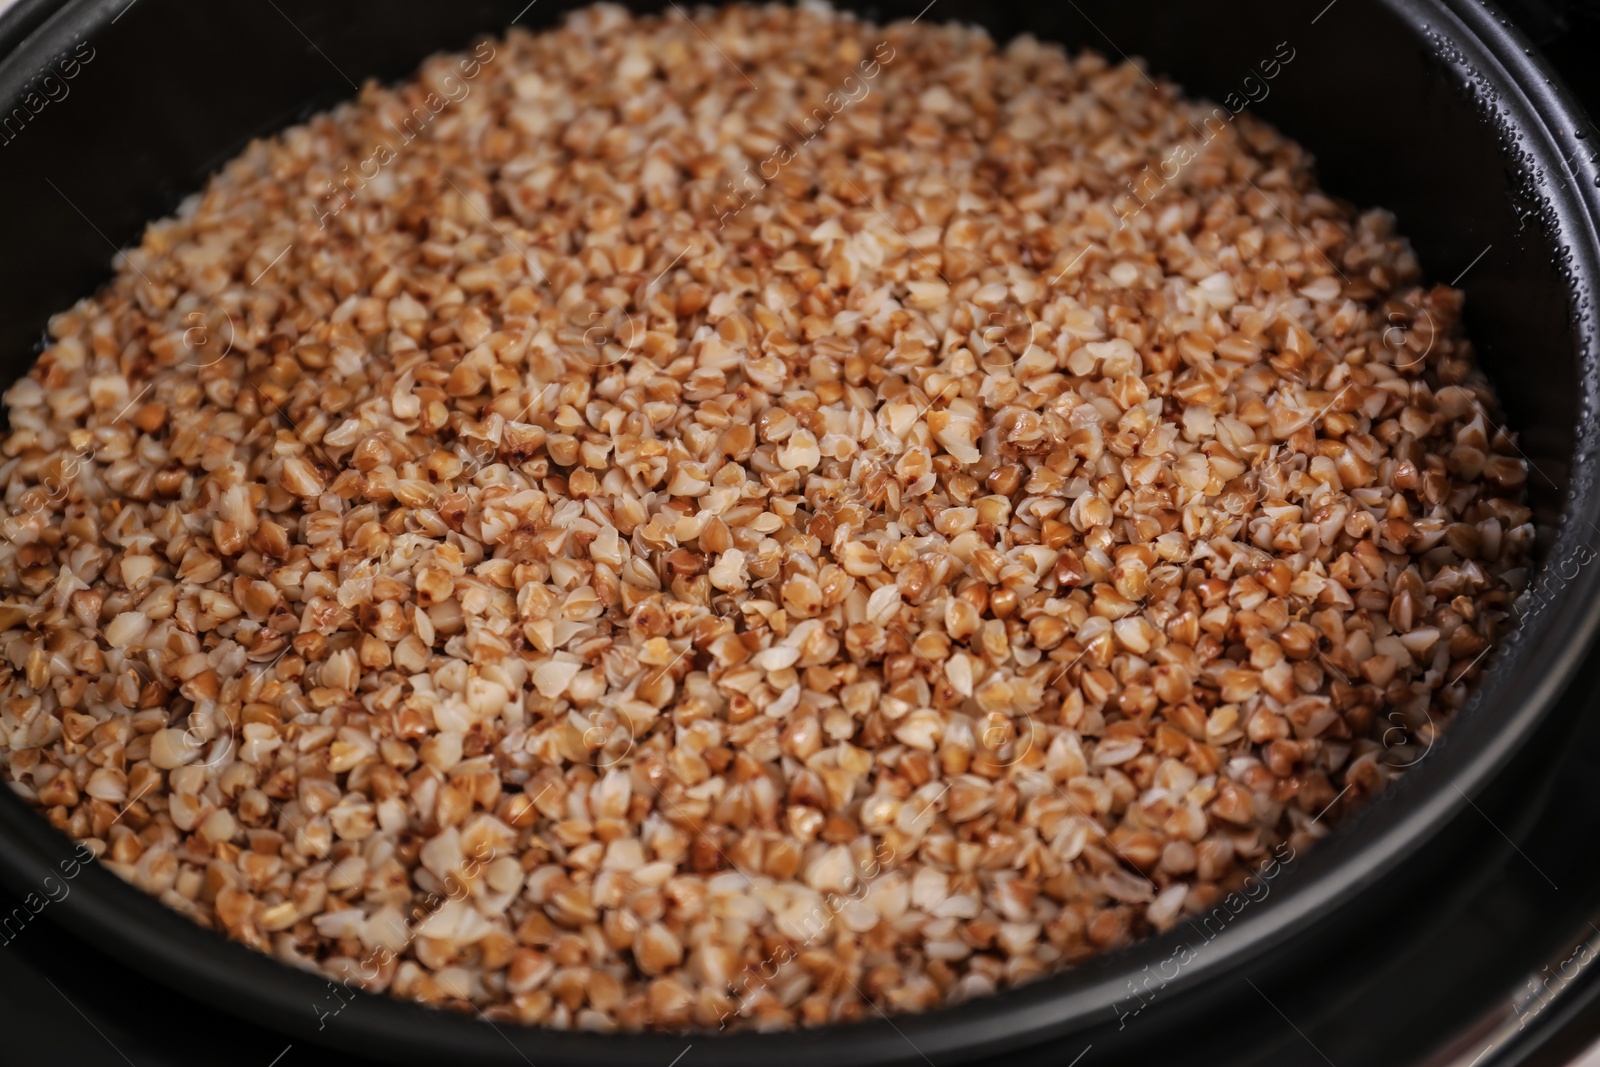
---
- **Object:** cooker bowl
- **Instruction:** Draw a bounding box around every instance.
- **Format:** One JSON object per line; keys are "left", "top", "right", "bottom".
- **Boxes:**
{"left": 0, "top": 1, "right": 1597, "bottom": 1064}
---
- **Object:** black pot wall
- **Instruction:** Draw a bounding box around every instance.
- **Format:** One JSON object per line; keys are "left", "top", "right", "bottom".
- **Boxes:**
{"left": 0, "top": 2, "right": 1598, "bottom": 1066}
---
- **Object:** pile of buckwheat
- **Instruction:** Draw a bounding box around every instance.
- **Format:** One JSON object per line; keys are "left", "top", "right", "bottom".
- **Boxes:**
{"left": 0, "top": 1, "right": 1530, "bottom": 1033}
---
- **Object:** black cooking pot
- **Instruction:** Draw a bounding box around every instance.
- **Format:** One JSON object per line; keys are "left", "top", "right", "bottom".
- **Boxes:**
{"left": 0, "top": 1, "right": 1596, "bottom": 1064}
